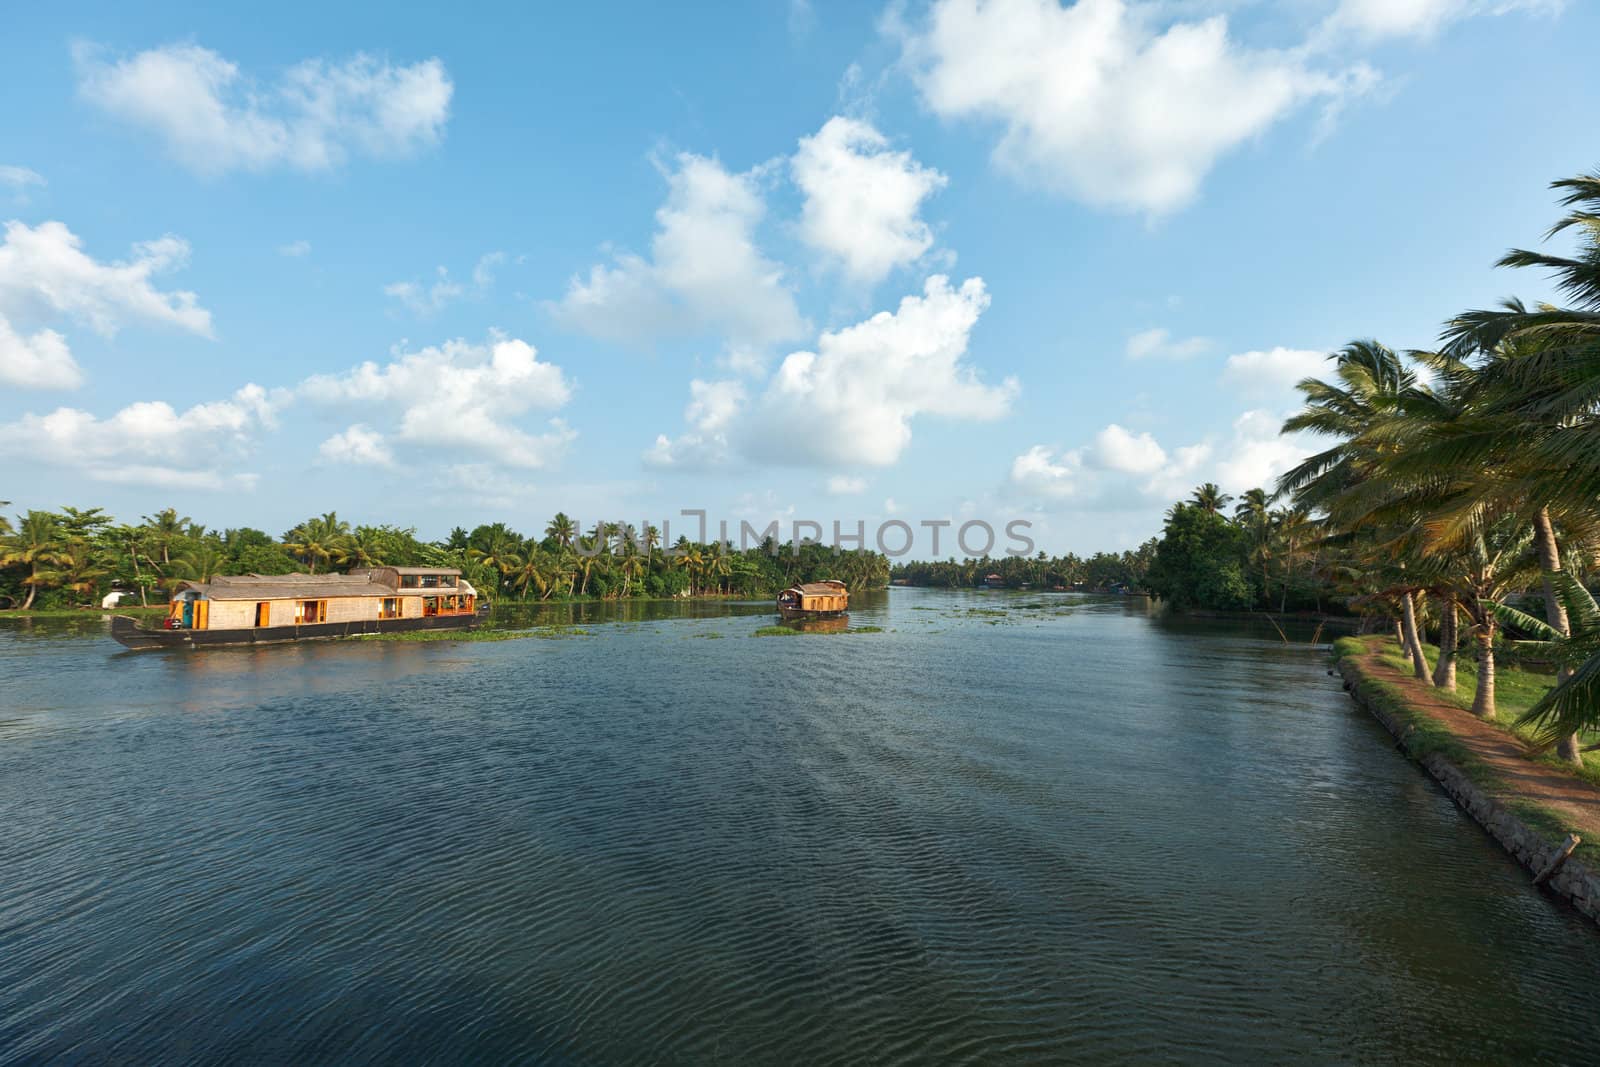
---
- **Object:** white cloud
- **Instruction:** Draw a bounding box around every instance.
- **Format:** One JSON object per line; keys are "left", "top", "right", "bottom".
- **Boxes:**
{"left": 1092, "top": 423, "right": 1166, "bottom": 474}
{"left": 0, "top": 383, "right": 276, "bottom": 489}
{"left": 75, "top": 42, "right": 452, "bottom": 175}
{"left": 0, "top": 165, "right": 45, "bottom": 199}
{"left": 318, "top": 424, "right": 393, "bottom": 466}
{"left": 1010, "top": 444, "right": 1080, "bottom": 498}
{"left": 1009, "top": 408, "right": 1317, "bottom": 508}
{"left": 1125, "top": 326, "right": 1211, "bottom": 360}
{"left": 300, "top": 334, "right": 575, "bottom": 468}
{"left": 791, "top": 116, "right": 947, "bottom": 283}
{"left": 893, "top": 0, "right": 1365, "bottom": 213}
{"left": 752, "top": 275, "right": 1014, "bottom": 466}
{"left": 0, "top": 220, "right": 212, "bottom": 338}
{"left": 0, "top": 315, "right": 81, "bottom": 389}
{"left": 647, "top": 275, "right": 1013, "bottom": 470}
{"left": 643, "top": 378, "right": 746, "bottom": 469}
{"left": 552, "top": 153, "right": 806, "bottom": 360}
{"left": 384, "top": 251, "right": 505, "bottom": 315}
{"left": 1222, "top": 346, "right": 1327, "bottom": 397}
{"left": 278, "top": 239, "right": 311, "bottom": 257}
{"left": 827, "top": 475, "right": 868, "bottom": 494}
{"left": 1319, "top": 0, "right": 1559, "bottom": 42}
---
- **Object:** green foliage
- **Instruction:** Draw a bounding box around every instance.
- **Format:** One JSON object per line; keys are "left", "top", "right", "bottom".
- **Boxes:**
{"left": 1145, "top": 503, "right": 1256, "bottom": 610}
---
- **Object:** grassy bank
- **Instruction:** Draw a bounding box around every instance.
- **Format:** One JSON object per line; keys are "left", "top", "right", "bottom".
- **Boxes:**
{"left": 0, "top": 605, "right": 168, "bottom": 619}
{"left": 1333, "top": 635, "right": 1600, "bottom": 863}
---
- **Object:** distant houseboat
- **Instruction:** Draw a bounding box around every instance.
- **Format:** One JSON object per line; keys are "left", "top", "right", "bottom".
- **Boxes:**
{"left": 776, "top": 580, "right": 848, "bottom": 619}
{"left": 111, "top": 567, "right": 487, "bottom": 650}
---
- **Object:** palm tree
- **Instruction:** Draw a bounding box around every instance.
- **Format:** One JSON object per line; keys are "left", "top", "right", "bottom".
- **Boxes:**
{"left": 1190, "top": 483, "right": 1232, "bottom": 514}
{"left": 2, "top": 511, "right": 65, "bottom": 609}
{"left": 545, "top": 512, "right": 576, "bottom": 551}
{"left": 168, "top": 544, "right": 226, "bottom": 587}
{"left": 142, "top": 507, "right": 190, "bottom": 567}
{"left": 336, "top": 527, "right": 387, "bottom": 570}
{"left": 1234, "top": 489, "right": 1272, "bottom": 598}
{"left": 1499, "top": 572, "right": 1600, "bottom": 753}
{"left": 51, "top": 538, "right": 107, "bottom": 605}
{"left": 284, "top": 513, "right": 349, "bottom": 574}
{"left": 109, "top": 523, "right": 156, "bottom": 606}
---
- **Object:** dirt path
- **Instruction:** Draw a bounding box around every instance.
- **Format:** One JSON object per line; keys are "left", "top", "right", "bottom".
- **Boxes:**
{"left": 1355, "top": 647, "right": 1600, "bottom": 837}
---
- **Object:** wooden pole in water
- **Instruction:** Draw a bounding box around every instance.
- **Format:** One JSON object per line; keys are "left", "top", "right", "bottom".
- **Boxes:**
{"left": 1533, "top": 834, "right": 1582, "bottom": 886}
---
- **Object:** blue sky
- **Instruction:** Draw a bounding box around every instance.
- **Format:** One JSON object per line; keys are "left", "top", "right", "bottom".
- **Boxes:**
{"left": 1, "top": 0, "right": 1595, "bottom": 554}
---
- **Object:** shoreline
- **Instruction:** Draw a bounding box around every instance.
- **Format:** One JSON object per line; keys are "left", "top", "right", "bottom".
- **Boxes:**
{"left": 1333, "top": 637, "right": 1600, "bottom": 926}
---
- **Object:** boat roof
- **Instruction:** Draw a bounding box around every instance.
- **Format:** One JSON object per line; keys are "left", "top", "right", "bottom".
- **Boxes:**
{"left": 183, "top": 573, "right": 392, "bottom": 601}
{"left": 785, "top": 581, "right": 848, "bottom": 596}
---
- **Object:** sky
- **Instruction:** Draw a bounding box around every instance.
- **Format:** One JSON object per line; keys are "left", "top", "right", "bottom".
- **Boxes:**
{"left": 1, "top": 0, "right": 1596, "bottom": 555}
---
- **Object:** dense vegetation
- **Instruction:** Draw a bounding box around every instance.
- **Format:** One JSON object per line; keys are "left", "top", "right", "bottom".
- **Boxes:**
{"left": 0, "top": 508, "right": 890, "bottom": 609}
{"left": 1255, "top": 171, "right": 1600, "bottom": 765}
{"left": 890, "top": 544, "right": 1156, "bottom": 592}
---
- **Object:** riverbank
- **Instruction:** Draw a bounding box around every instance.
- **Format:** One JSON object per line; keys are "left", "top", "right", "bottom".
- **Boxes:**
{"left": 0, "top": 605, "right": 168, "bottom": 619}
{"left": 1333, "top": 635, "right": 1600, "bottom": 924}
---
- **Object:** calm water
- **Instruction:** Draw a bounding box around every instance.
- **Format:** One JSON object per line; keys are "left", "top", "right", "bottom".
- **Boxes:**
{"left": 3, "top": 589, "right": 1599, "bottom": 1064}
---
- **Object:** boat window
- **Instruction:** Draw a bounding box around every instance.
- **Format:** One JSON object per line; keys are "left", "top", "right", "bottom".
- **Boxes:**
{"left": 380, "top": 597, "right": 401, "bottom": 620}
{"left": 400, "top": 575, "right": 420, "bottom": 589}
{"left": 423, "top": 596, "right": 439, "bottom": 616}
{"left": 295, "top": 599, "right": 327, "bottom": 624}
{"left": 255, "top": 602, "right": 270, "bottom": 627}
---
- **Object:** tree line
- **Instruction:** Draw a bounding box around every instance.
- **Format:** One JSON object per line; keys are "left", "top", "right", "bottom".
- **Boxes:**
{"left": 1147, "top": 170, "right": 1600, "bottom": 765}
{"left": 0, "top": 508, "right": 891, "bottom": 609}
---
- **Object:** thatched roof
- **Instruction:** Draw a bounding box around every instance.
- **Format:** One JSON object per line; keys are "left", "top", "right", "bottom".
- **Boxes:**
{"left": 183, "top": 573, "right": 393, "bottom": 601}
{"left": 791, "top": 581, "right": 846, "bottom": 595}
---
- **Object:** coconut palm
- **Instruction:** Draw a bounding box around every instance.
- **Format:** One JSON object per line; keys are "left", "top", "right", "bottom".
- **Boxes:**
{"left": 1190, "top": 483, "right": 1232, "bottom": 515}
{"left": 2, "top": 511, "right": 66, "bottom": 610}
{"left": 1497, "top": 572, "right": 1600, "bottom": 752}
{"left": 141, "top": 507, "right": 190, "bottom": 567}
{"left": 545, "top": 512, "right": 576, "bottom": 551}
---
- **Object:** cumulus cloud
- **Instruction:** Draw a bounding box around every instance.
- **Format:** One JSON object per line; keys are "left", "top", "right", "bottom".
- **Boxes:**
{"left": 1009, "top": 409, "right": 1318, "bottom": 507}
{"left": 1318, "top": 0, "right": 1560, "bottom": 42}
{"left": 643, "top": 378, "right": 746, "bottom": 469}
{"left": 1011, "top": 444, "right": 1080, "bottom": 498}
{"left": 318, "top": 423, "right": 394, "bottom": 466}
{"left": 0, "top": 317, "right": 80, "bottom": 389}
{"left": 893, "top": 0, "right": 1367, "bottom": 213}
{"left": 1222, "top": 346, "right": 1328, "bottom": 397}
{"left": 384, "top": 252, "right": 504, "bottom": 315}
{"left": 0, "top": 220, "right": 212, "bottom": 338}
{"left": 0, "top": 219, "right": 213, "bottom": 389}
{"left": 1125, "top": 326, "right": 1211, "bottom": 360}
{"left": 74, "top": 42, "right": 452, "bottom": 175}
{"left": 647, "top": 275, "right": 1013, "bottom": 470}
{"left": 552, "top": 153, "right": 806, "bottom": 362}
{"left": 792, "top": 116, "right": 947, "bottom": 283}
{"left": 754, "top": 275, "right": 1014, "bottom": 466}
{"left": 300, "top": 334, "right": 575, "bottom": 468}
{"left": 0, "top": 383, "right": 277, "bottom": 489}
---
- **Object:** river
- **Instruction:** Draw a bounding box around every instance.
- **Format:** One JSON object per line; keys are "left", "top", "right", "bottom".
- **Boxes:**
{"left": 3, "top": 588, "right": 1598, "bottom": 1063}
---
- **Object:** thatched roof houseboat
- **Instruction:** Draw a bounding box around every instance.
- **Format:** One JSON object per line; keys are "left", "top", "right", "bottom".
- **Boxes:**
{"left": 111, "top": 566, "right": 486, "bottom": 650}
{"left": 776, "top": 580, "right": 848, "bottom": 619}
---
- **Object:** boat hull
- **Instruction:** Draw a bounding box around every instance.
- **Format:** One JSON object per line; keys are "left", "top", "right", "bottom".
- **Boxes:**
{"left": 110, "top": 606, "right": 491, "bottom": 651}
{"left": 776, "top": 607, "right": 847, "bottom": 620}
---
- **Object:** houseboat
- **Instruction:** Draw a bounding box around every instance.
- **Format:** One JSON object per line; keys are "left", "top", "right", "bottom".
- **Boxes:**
{"left": 776, "top": 580, "right": 848, "bottom": 619}
{"left": 111, "top": 566, "right": 487, "bottom": 650}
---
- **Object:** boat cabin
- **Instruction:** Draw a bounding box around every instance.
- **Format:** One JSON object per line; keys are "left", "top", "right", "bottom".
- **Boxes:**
{"left": 166, "top": 567, "right": 477, "bottom": 631}
{"left": 776, "top": 580, "right": 849, "bottom": 617}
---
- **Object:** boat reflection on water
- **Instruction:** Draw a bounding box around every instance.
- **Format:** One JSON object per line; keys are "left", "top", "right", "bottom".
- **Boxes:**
{"left": 776, "top": 614, "right": 850, "bottom": 634}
